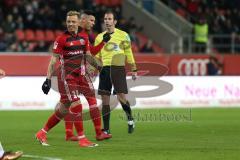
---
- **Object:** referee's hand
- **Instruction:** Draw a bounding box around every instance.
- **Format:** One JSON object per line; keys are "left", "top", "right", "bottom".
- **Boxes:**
{"left": 102, "top": 33, "right": 111, "bottom": 42}
{"left": 42, "top": 78, "right": 51, "bottom": 94}
{"left": 132, "top": 71, "right": 137, "bottom": 81}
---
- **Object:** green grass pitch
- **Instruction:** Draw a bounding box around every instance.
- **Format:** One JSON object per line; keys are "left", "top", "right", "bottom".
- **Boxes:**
{"left": 0, "top": 108, "right": 239, "bottom": 160}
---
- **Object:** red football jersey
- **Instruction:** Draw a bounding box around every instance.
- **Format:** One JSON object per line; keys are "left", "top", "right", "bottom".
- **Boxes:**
{"left": 53, "top": 29, "right": 90, "bottom": 76}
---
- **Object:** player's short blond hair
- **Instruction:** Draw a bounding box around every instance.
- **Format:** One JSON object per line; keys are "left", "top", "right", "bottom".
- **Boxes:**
{"left": 66, "top": 10, "right": 80, "bottom": 19}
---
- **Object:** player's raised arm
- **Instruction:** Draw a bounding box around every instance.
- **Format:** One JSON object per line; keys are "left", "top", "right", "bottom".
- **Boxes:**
{"left": 90, "top": 32, "right": 111, "bottom": 55}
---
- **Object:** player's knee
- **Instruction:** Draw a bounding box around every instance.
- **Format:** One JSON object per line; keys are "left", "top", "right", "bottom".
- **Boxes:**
{"left": 55, "top": 102, "right": 70, "bottom": 116}
{"left": 87, "top": 97, "right": 97, "bottom": 107}
{"left": 69, "top": 101, "right": 82, "bottom": 114}
{"left": 117, "top": 93, "right": 127, "bottom": 103}
{"left": 101, "top": 95, "right": 110, "bottom": 105}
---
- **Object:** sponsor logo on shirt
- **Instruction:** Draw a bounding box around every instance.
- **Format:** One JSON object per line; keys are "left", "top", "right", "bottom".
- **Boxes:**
{"left": 67, "top": 50, "right": 83, "bottom": 55}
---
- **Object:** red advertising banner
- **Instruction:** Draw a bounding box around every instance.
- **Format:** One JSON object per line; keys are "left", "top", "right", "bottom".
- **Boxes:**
{"left": 0, "top": 54, "right": 50, "bottom": 76}
{"left": 0, "top": 53, "right": 240, "bottom": 76}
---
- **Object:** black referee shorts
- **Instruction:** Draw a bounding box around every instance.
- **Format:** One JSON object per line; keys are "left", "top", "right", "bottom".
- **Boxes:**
{"left": 98, "top": 66, "right": 128, "bottom": 95}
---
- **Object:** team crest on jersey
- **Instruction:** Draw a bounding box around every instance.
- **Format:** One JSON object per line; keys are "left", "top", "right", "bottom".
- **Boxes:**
{"left": 79, "top": 39, "right": 85, "bottom": 45}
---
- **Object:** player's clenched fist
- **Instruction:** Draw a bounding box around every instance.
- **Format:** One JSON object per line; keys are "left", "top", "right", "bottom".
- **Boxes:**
{"left": 42, "top": 78, "right": 51, "bottom": 94}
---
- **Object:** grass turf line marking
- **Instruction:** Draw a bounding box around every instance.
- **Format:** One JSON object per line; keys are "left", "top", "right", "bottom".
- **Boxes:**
{"left": 22, "top": 154, "right": 63, "bottom": 160}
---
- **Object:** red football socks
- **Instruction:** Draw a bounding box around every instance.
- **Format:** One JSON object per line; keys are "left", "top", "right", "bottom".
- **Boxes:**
{"left": 43, "top": 110, "right": 63, "bottom": 132}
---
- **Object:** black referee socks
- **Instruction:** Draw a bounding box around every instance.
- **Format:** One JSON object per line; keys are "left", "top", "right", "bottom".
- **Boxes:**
{"left": 102, "top": 105, "right": 111, "bottom": 131}
{"left": 120, "top": 101, "right": 133, "bottom": 121}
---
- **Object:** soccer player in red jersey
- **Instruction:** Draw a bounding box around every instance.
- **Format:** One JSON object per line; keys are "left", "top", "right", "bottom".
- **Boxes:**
{"left": 35, "top": 11, "right": 98, "bottom": 147}
{"left": 62, "top": 10, "right": 112, "bottom": 141}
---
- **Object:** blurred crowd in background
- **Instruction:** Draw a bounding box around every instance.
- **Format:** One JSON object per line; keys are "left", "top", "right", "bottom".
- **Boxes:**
{"left": 1, "top": 0, "right": 240, "bottom": 53}
{"left": 0, "top": 0, "right": 157, "bottom": 53}
{"left": 162, "top": 0, "right": 240, "bottom": 53}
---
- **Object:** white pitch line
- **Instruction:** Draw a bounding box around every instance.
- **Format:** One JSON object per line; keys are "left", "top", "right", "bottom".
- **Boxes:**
{"left": 22, "top": 154, "right": 63, "bottom": 160}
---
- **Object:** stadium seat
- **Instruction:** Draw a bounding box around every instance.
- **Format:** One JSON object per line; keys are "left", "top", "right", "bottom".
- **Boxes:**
{"left": 15, "top": 29, "right": 25, "bottom": 41}
{"left": 136, "top": 32, "right": 163, "bottom": 54}
{"left": 55, "top": 30, "right": 64, "bottom": 38}
{"left": 35, "top": 30, "right": 45, "bottom": 41}
{"left": 95, "top": 0, "right": 122, "bottom": 6}
{"left": 176, "top": 8, "right": 186, "bottom": 18}
{"left": 45, "top": 30, "right": 55, "bottom": 42}
{"left": 25, "top": 29, "right": 35, "bottom": 41}
{"left": 135, "top": 32, "right": 148, "bottom": 48}
{"left": 152, "top": 44, "right": 164, "bottom": 53}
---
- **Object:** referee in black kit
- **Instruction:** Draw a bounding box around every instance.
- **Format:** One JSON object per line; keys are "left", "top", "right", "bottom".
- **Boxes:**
{"left": 94, "top": 10, "right": 137, "bottom": 136}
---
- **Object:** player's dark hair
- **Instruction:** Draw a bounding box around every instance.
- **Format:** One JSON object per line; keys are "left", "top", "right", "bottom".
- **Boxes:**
{"left": 104, "top": 10, "right": 117, "bottom": 20}
{"left": 82, "top": 10, "right": 95, "bottom": 17}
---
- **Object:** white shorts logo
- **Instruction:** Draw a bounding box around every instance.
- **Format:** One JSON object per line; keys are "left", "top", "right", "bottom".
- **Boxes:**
{"left": 178, "top": 58, "right": 209, "bottom": 76}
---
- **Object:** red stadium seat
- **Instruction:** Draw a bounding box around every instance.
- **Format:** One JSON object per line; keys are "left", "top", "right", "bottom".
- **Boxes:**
{"left": 15, "top": 29, "right": 25, "bottom": 41}
{"left": 135, "top": 32, "right": 148, "bottom": 48}
{"left": 25, "top": 29, "right": 35, "bottom": 41}
{"left": 152, "top": 44, "right": 164, "bottom": 53}
{"left": 176, "top": 8, "right": 186, "bottom": 18}
{"left": 95, "top": 0, "right": 122, "bottom": 6}
{"left": 45, "top": 30, "right": 55, "bottom": 42}
{"left": 136, "top": 32, "right": 163, "bottom": 53}
{"left": 35, "top": 30, "right": 45, "bottom": 41}
{"left": 110, "top": 0, "right": 122, "bottom": 6}
{"left": 55, "top": 30, "right": 64, "bottom": 38}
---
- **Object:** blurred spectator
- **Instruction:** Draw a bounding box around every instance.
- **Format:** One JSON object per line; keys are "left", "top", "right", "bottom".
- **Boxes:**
{"left": 19, "top": 41, "right": 30, "bottom": 52}
{"left": 33, "top": 41, "right": 49, "bottom": 52}
{"left": 140, "top": 39, "right": 154, "bottom": 53}
{"left": 207, "top": 55, "right": 223, "bottom": 75}
{"left": 0, "top": 0, "right": 159, "bottom": 53}
{"left": 129, "top": 28, "right": 140, "bottom": 48}
{"left": 0, "top": 27, "right": 7, "bottom": 51}
{"left": 126, "top": 17, "right": 138, "bottom": 32}
{"left": 162, "top": 0, "right": 240, "bottom": 53}
{"left": 118, "top": 17, "right": 129, "bottom": 32}
{"left": 2, "top": 14, "right": 16, "bottom": 33}
{"left": 194, "top": 17, "right": 208, "bottom": 53}
{"left": 7, "top": 42, "right": 22, "bottom": 52}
